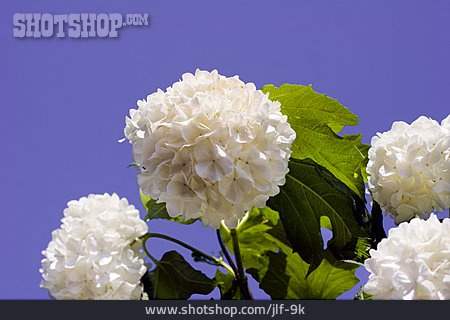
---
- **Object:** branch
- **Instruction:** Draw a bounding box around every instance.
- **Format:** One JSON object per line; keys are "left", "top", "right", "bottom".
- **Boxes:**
{"left": 230, "top": 229, "right": 253, "bottom": 300}
{"left": 141, "top": 232, "right": 235, "bottom": 276}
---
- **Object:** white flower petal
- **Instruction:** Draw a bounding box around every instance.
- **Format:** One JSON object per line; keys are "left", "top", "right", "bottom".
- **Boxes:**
{"left": 125, "top": 70, "right": 295, "bottom": 229}
{"left": 367, "top": 115, "right": 450, "bottom": 223}
{"left": 364, "top": 215, "right": 450, "bottom": 300}
{"left": 40, "top": 194, "right": 147, "bottom": 300}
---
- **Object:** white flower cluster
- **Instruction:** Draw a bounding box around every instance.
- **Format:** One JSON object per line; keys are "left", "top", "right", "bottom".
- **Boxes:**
{"left": 364, "top": 214, "right": 450, "bottom": 300}
{"left": 367, "top": 115, "right": 450, "bottom": 224}
{"left": 124, "top": 69, "right": 295, "bottom": 229}
{"left": 40, "top": 193, "right": 148, "bottom": 300}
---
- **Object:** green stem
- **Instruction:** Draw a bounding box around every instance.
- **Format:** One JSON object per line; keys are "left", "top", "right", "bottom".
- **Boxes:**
{"left": 142, "top": 237, "right": 158, "bottom": 264}
{"left": 230, "top": 229, "right": 253, "bottom": 300}
{"left": 216, "top": 230, "right": 238, "bottom": 276}
{"left": 141, "top": 232, "right": 235, "bottom": 276}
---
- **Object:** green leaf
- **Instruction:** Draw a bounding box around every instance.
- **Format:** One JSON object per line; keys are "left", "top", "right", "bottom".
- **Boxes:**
{"left": 342, "top": 133, "right": 370, "bottom": 183}
{"left": 219, "top": 207, "right": 361, "bottom": 299}
{"left": 140, "top": 190, "right": 197, "bottom": 224}
{"left": 220, "top": 207, "right": 285, "bottom": 281}
{"left": 353, "top": 237, "right": 372, "bottom": 261}
{"left": 267, "top": 158, "right": 370, "bottom": 273}
{"left": 320, "top": 216, "right": 333, "bottom": 230}
{"left": 263, "top": 84, "right": 359, "bottom": 133}
{"left": 127, "top": 162, "right": 140, "bottom": 168}
{"left": 148, "top": 251, "right": 216, "bottom": 299}
{"left": 214, "top": 270, "right": 242, "bottom": 300}
{"left": 262, "top": 84, "right": 369, "bottom": 198}
{"left": 260, "top": 251, "right": 359, "bottom": 299}
{"left": 370, "top": 200, "right": 386, "bottom": 244}
{"left": 141, "top": 270, "right": 155, "bottom": 300}
{"left": 355, "top": 286, "right": 373, "bottom": 300}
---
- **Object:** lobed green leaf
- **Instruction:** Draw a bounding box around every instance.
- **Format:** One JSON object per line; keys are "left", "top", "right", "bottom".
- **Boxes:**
{"left": 262, "top": 84, "right": 369, "bottom": 198}
{"left": 146, "top": 251, "right": 216, "bottom": 299}
{"left": 267, "top": 158, "right": 370, "bottom": 273}
{"left": 260, "top": 251, "right": 359, "bottom": 299}
{"left": 219, "top": 207, "right": 361, "bottom": 299}
{"left": 214, "top": 270, "right": 242, "bottom": 300}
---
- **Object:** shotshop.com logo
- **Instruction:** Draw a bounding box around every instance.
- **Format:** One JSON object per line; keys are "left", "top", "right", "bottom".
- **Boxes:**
{"left": 13, "top": 13, "right": 149, "bottom": 38}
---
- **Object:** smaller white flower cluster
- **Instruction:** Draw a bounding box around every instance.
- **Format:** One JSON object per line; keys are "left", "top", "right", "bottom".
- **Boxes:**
{"left": 40, "top": 193, "right": 148, "bottom": 300}
{"left": 124, "top": 69, "right": 295, "bottom": 229}
{"left": 367, "top": 115, "right": 450, "bottom": 224}
{"left": 364, "top": 214, "right": 450, "bottom": 300}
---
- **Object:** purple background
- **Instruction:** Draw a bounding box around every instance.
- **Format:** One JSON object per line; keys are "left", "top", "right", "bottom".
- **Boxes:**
{"left": 1, "top": 0, "right": 449, "bottom": 299}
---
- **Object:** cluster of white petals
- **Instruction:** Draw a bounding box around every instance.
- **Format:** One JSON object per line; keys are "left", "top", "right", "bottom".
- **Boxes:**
{"left": 367, "top": 115, "right": 450, "bottom": 224}
{"left": 364, "top": 214, "right": 450, "bottom": 300}
{"left": 40, "top": 193, "right": 148, "bottom": 300}
{"left": 124, "top": 69, "right": 295, "bottom": 229}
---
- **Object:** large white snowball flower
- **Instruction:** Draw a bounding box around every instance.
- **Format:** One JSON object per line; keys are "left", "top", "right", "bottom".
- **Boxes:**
{"left": 364, "top": 214, "right": 450, "bottom": 300}
{"left": 124, "top": 69, "right": 295, "bottom": 229}
{"left": 40, "top": 193, "right": 148, "bottom": 300}
{"left": 367, "top": 115, "right": 450, "bottom": 224}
